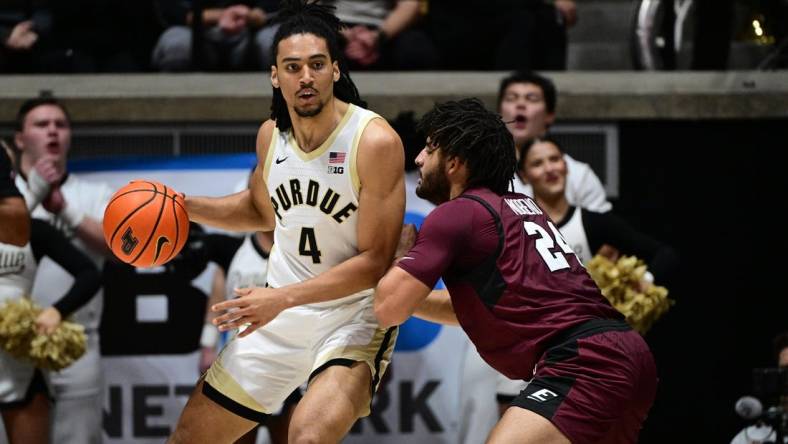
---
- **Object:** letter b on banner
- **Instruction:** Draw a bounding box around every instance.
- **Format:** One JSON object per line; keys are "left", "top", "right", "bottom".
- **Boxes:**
{"left": 100, "top": 260, "right": 205, "bottom": 355}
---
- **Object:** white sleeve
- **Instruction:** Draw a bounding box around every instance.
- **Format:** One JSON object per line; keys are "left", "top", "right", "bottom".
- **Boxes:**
{"left": 88, "top": 182, "right": 115, "bottom": 222}
{"left": 73, "top": 179, "right": 114, "bottom": 222}
{"left": 564, "top": 154, "right": 612, "bottom": 212}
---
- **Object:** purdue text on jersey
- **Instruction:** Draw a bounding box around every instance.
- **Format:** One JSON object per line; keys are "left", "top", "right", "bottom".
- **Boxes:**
{"left": 270, "top": 179, "right": 357, "bottom": 224}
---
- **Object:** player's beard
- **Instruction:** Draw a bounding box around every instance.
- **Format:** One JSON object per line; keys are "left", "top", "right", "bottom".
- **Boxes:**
{"left": 416, "top": 166, "right": 451, "bottom": 206}
{"left": 294, "top": 96, "right": 325, "bottom": 118}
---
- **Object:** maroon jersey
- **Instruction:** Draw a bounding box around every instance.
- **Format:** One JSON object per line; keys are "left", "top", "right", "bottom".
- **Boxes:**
{"left": 398, "top": 187, "right": 623, "bottom": 379}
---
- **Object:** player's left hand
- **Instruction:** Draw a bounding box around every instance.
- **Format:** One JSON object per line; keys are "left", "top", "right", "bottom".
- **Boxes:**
{"left": 211, "top": 287, "right": 289, "bottom": 337}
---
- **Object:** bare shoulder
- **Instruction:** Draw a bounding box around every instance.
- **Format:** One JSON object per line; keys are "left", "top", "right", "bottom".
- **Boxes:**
{"left": 356, "top": 117, "right": 404, "bottom": 191}
{"left": 256, "top": 119, "right": 277, "bottom": 158}
{"left": 358, "top": 117, "right": 403, "bottom": 159}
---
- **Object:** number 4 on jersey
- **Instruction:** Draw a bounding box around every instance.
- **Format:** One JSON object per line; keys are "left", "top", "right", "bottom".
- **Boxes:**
{"left": 299, "top": 227, "right": 322, "bottom": 264}
{"left": 524, "top": 220, "right": 581, "bottom": 272}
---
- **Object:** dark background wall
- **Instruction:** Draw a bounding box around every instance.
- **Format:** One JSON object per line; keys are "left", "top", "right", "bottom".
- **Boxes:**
{"left": 611, "top": 119, "right": 788, "bottom": 442}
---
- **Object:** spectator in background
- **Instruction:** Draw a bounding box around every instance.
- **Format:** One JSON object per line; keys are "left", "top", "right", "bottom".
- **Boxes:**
{"left": 0, "top": 1, "right": 56, "bottom": 73}
{"left": 427, "top": 0, "right": 575, "bottom": 70}
{"left": 2, "top": 0, "right": 162, "bottom": 73}
{"left": 498, "top": 71, "right": 612, "bottom": 213}
{"left": 328, "top": 0, "right": 436, "bottom": 70}
{"left": 520, "top": 138, "right": 678, "bottom": 278}
{"left": 153, "top": 0, "right": 280, "bottom": 71}
{"left": 0, "top": 144, "right": 101, "bottom": 444}
{"left": 46, "top": 0, "right": 161, "bottom": 72}
{"left": 12, "top": 96, "right": 114, "bottom": 444}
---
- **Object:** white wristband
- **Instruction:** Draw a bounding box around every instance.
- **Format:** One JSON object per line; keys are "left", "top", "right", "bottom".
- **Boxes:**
{"left": 200, "top": 323, "right": 220, "bottom": 348}
{"left": 60, "top": 202, "right": 85, "bottom": 231}
{"left": 25, "top": 169, "right": 51, "bottom": 210}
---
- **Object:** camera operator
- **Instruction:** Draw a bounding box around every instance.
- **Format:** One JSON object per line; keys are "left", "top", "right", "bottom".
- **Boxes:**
{"left": 731, "top": 331, "right": 788, "bottom": 444}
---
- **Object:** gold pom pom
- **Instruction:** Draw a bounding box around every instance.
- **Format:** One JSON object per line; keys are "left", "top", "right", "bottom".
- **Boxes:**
{"left": 587, "top": 255, "right": 673, "bottom": 334}
{"left": 0, "top": 298, "right": 87, "bottom": 371}
{"left": 0, "top": 298, "right": 38, "bottom": 359}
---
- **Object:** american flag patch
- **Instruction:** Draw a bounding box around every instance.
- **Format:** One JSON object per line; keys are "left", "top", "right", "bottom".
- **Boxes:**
{"left": 329, "top": 152, "right": 346, "bottom": 164}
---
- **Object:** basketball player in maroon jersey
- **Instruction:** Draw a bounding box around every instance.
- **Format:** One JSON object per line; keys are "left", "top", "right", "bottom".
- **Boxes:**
{"left": 375, "top": 99, "right": 657, "bottom": 444}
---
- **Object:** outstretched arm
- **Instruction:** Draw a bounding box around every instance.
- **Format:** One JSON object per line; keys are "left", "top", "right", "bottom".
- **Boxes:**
{"left": 186, "top": 121, "right": 277, "bottom": 232}
{"left": 375, "top": 268, "right": 459, "bottom": 328}
{"left": 413, "top": 290, "right": 459, "bottom": 326}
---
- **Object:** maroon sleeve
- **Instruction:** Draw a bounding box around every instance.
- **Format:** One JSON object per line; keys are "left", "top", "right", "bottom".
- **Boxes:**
{"left": 397, "top": 199, "right": 475, "bottom": 288}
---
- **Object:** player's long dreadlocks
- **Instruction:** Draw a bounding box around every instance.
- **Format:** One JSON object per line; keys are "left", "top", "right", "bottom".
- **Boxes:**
{"left": 269, "top": 0, "right": 366, "bottom": 133}
{"left": 417, "top": 98, "right": 516, "bottom": 195}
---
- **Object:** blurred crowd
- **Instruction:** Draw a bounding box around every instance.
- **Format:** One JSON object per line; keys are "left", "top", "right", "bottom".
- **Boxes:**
{"left": 0, "top": 0, "right": 579, "bottom": 73}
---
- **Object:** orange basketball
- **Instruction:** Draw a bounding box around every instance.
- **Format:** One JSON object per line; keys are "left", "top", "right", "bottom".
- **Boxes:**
{"left": 103, "top": 180, "right": 189, "bottom": 268}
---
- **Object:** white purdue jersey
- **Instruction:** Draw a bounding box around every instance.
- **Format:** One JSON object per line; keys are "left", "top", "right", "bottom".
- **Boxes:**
{"left": 0, "top": 242, "right": 36, "bottom": 302}
{"left": 225, "top": 234, "right": 269, "bottom": 299}
{"left": 263, "top": 104, "right": 381, "bottom": 307}
{"left": 16, "top": 174, "right": 113, "bottom": 330}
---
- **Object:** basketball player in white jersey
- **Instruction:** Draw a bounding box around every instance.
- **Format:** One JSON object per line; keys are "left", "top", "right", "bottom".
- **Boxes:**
{"left": 12, "top": 96, "right": 114, "bottom": 444}
{"left": 1, "top": 145, "right": 100, "bottom": 444}
{"left": 170, "top": 1, "right": 405, "bottom": 443}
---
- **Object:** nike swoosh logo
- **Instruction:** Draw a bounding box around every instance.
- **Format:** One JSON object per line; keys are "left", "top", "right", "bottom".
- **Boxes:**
{"left": 153, "top": 236, "right": 170, "bottom": 264}
{"left": 275, "top": 156, "right": 288, "bottom": 164}
{"left": 399, "top": 256, "right": 414, "bottom": 261}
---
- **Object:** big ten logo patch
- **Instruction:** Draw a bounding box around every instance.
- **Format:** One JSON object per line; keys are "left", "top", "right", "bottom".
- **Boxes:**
{"left": 328, "top": 165, "right": 344, "bottom": 174}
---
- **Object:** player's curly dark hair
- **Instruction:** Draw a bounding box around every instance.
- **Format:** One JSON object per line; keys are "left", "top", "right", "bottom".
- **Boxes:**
{"left": 269, "top": 0, "right": 365, "bottom": 133}
{"left": 417, "top": 98, "right": 516, "bottom": 195}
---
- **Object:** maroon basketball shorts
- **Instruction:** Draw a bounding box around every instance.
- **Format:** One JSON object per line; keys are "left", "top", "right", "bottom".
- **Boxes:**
{"left": 511, "top": 319, "right": 658, "bottom": 444}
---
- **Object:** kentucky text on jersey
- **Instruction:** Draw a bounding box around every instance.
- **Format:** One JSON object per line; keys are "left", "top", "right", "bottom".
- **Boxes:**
{"left": 270, "top": 178, "right": 358, "bottom": 224}
{"left": 505, "top": 197, "right": 544, "bottom": 216}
